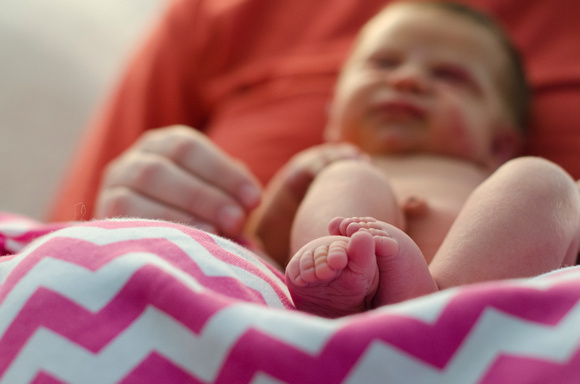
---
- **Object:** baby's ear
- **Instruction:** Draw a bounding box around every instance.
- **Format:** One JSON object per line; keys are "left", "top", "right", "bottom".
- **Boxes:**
{"left": 489, "top": 125, "right": 523, "bottom": 169}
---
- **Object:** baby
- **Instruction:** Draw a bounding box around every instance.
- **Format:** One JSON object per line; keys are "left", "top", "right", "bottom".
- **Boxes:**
{"left": 249, "top": 1, "right": 580, "bottom": 317}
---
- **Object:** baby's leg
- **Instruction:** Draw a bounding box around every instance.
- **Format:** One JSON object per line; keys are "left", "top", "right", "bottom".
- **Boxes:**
{"left": 290, "top": 160, "right": 404, "bottom": 256}
{"left": 287, "top": 217, "right": 437, "bottom": 318}
{"left": 430, "top": 157, "right": 580, "bottom": 289}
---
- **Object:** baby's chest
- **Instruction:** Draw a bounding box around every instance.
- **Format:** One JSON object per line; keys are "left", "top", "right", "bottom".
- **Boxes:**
{"left": 401, "top": 192, "right": 463, "bottom": 263}
{"left": 392, "top": 178, "right": 476, "bottom": 263}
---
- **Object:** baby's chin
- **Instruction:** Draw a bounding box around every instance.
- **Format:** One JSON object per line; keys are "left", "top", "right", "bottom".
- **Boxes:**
{"left": 324, "top": 119, "right": 425, "bottom": 154}
{"left": 356, "top": 124, "right": 424, "bottom": 154}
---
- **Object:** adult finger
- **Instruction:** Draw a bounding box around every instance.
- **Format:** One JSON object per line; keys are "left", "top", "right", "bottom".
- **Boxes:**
{"left": 139, "top": 126, "right": 262, "bottom": 210}
{"left": 97, "top": 186, "right": 217, "bottom": 233}
{"left": 100, "top": 150, "right": 248, "bottom": 236}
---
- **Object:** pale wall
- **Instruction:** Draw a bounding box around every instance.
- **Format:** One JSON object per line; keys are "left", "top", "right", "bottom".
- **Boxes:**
{"left": 0, "top": 0, "right": 167, "bottom": 219}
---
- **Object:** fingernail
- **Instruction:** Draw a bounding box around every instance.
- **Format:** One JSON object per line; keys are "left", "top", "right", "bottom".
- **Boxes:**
{"left": 238, "top": 184, "right": 261, "bottom": 207}
{"left": 218, "top": 205, "right": 244, "bottom": 233}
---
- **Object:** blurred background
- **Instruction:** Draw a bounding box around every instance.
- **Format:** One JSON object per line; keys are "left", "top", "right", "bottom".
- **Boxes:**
{"left": 0, "top": 0, "right": 167, "bottom": 220}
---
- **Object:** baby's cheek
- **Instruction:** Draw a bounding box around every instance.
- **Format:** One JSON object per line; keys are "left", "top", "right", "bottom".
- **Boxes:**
{"left": 451, "top": 119, "right": 478, "bottom": 154}
{"left": 431, "top": 112, "right": 474, "bottom": 158}
{"left": 441, "top": 99, "right": 484, "bottom": 157}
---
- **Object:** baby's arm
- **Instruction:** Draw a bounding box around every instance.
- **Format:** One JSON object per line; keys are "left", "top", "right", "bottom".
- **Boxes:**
{"left": 290, "top": 159, "right": 405, "bottom": 255}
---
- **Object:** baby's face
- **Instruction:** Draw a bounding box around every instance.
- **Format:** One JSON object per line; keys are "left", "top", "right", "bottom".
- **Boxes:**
{"left": 326, "top": 4, "right": 517, "bottom": 168}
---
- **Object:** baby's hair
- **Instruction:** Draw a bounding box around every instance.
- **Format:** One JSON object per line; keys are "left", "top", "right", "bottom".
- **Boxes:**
{"left": 416, "top": 1, "right": 530, "bottom": 133}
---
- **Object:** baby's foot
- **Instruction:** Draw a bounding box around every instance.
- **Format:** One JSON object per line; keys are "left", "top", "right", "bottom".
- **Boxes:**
{"left": 329, "top": 217, "right": 438, "bottom": 307}
{"left": 286, "top": 217, "right": 438, "bottom": 317}
{"left": 286, "top": 229, "right": 390, "bottom": 317}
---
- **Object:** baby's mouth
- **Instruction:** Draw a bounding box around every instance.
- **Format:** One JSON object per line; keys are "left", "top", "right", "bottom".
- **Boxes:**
{"left": 373, "top": 99, "right": 426, "bottom": 121}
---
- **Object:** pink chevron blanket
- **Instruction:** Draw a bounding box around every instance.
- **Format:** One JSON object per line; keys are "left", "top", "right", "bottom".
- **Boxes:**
{"left": 1, "top": 212, "right": 580, "bottom": 383}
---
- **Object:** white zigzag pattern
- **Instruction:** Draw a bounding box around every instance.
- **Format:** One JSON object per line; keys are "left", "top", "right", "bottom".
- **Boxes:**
{"left": 0, "top": 219, "right": 38, "bottom": 237}
{"left": 344, "top": 299, "right": 580, "bottom": 384}
{"left": 8, "top": 280, "right": 580, "bottom": 384}
{"left": 2, "top": 239, "right": 28, "bottom": 255}
{"left": 3, "top": 221, "right": 580, "bottom": 383}
{"left": 373, "top": 269, "right": 580, "bottom": 326}
{"left": 250, "top": 372, "right": 288, "bottom": 384}
{"left": 2, "top": 303, "right": 339, "bottom": 384}
{"left": 0, "top": 253, "right": 206, "bottom": 338}
{"left": 374, "top": 288, "right": 455, "bottom": 324}
{"left": 0, "top": 223, "right": 286, "bottom": 308}
{"left": 57, "top": 223, "right": 289, "bottom": 305}
{"left": 0, "top": 230, "right": 59, "bottom": 285}
{"left": 0, "top": 253, "right": 19, "bottom": 285}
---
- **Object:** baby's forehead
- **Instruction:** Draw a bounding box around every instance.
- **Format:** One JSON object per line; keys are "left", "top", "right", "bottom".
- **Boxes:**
{"left": 355, "top": 5, "right": 508, "bottom": 71}
{"left": 362, "top": 5, "right": 497, "bottom": 50}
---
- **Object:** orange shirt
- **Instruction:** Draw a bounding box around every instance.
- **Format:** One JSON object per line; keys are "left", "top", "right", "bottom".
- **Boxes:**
{"left": 48, "top": 0, "right": 580, "bottom": 221}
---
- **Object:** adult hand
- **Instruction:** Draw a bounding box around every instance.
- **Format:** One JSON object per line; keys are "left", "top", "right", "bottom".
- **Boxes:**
{"left": 96, "top": 125, "right": 262, "bottom": 237}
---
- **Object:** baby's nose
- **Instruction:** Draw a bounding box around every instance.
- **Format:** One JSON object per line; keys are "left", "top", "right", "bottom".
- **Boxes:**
{"left": 388, "top": 66, "right": 430, "bottom": 94}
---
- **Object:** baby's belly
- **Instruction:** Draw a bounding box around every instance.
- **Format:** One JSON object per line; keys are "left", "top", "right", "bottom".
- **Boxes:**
{"left": 373, "top": 155, "right": 489, "bottom": 262}
{"left": 403, "top": 198, "right": 459, "bottom": 263}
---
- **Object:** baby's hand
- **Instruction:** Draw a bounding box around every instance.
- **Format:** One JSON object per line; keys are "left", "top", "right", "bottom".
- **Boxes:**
{"left": 283, "top": 143, "right": 371, "bottom": 200}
